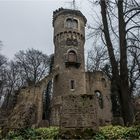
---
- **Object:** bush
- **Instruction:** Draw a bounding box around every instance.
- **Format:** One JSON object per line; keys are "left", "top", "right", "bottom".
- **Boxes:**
{"left": 3, "top": 125, "right": 140, "bottom": 139}
{"left": 35, "top": 127, "right": 59, "bottom": 139}
{"left": 94, "top": 125, "right": 140, "bottom": 140}
{"left": 6, "top": 128, "right": 36, "bottom": 140}
{"left": 5, "top": 127, "right": 59, "bottom": 140}
{"left": 59, "top": 128, "right": 96, "bottom": 139}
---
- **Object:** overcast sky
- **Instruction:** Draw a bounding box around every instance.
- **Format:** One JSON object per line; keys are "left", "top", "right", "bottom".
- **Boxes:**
{"left": 0, "top": 0, "right": 96, "bottom": 59}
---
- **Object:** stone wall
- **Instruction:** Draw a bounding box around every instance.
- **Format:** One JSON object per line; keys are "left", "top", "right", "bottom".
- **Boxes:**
{"left": 134, "top": 98, "right": 140, "bottom": 124}
{"left": 86, "top": 71, "right": 112, "bottom": 125}
{"left": 51, "top": 94, "right": 98, "bottom": 131}
{"left": 50, "top": 68, "right": 112, "bottom": 129}
{"left": 1, "top": 75, "right": 53, "bottom": 132}
{"left": 1, "top": 71, "right": 113, "bottom": 133}
{"left": 2, "top": 86, "right": 39, "bottom": 130}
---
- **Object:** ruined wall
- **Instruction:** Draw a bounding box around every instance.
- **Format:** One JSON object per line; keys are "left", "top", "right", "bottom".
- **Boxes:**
{"left": 51, "top": 94, "right": 98, "bottom": 130}
{"left": 86, "top": 71, "right": 112, "bottom": 125}
{"left": 51, "top": 96, "right": 62, "bottom": 126}
{"left": 60, "top": 94, "right": 98, "bottom": 130}
{"left": 2, "top": 70, "right": 113, "bottom": 131}
{"left": 134, "top": 98, "right": 140, "bottom": 124}
{"left": 2, "top": 86, "right": 41, "bottom": 129}
{"left": 1, "top": 74, "right": 53, "bottom": 131}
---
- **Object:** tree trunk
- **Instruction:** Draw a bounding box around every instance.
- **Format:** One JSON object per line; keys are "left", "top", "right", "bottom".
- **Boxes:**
{"left": 118, "top": 0, "right": 134, "bottom": 125}
{"left": 100, "top": 0, "right": 122, "bottom": 117}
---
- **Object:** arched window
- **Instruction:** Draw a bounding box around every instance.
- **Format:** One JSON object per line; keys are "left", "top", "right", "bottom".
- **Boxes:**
{"left": 68, "top": 50, "right": 77, "bottom": 62}
{"left": 66, "top": 18, "right": 78, "bottom": 29}
{"left": 95, "top": 90, "right": 104, "bottom": 109}
{"left": 73, "top": 19, "right": 78, "bottom": 29}
{"left": 66, "top": 18, "right": 72, "bottom": 28}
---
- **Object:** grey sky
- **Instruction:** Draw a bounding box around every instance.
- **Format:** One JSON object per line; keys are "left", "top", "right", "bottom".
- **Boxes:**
{"left": 0, "top": 0, "right": 95, "bottom": 59}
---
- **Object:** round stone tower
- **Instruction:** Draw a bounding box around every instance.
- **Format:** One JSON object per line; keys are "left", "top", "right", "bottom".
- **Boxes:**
{"left": 53, "top": 8, "right": 87, "bottom": 96}
{"left": 51, "top": 8, "right": 98, "bottom": 130}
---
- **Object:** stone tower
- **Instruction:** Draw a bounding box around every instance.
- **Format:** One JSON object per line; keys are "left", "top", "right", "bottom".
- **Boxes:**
{"left": 51, "top": 8, "right": 98, "bottom": 130}
{"left": 53, "top": 8, "right": 87, "bottom": 96}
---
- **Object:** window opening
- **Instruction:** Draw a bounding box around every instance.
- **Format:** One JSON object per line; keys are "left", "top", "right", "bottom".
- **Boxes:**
{"left": 68, "top": 50, "right": 77, "bottom": 62}
{"left": 66, "top": 18, "right": 72, "bottom": 28}
{"left": 66, "top": 18, "right": 78, "bottom": 29}
{"left": 70, "top": 80, "right": 75, "bottom": 90}
{"left": 95, "top": 90, "right": 104, "bottom": 109}
{"left": 65, "top": 50, "right": 80, "bottom": 68}
{"left": 73, "top": 19, "right": 78, "bottom": 28}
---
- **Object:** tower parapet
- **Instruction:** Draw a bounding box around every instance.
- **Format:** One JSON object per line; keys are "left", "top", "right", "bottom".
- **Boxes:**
{"left": 53, "top": 8, "right": 86, "bottom": 41}
{"left": 53, "top": 8, "right": 87, "bottom": 26}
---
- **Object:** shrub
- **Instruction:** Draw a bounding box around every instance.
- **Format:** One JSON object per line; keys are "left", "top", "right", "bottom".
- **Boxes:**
{"left": 6, "top": 130, "right": 23, "bottom": 140}
{"left": 94, "top": 125, "right": 140, "bottom": 140}
{"left": 35, "top": 127, "right": 59, "bottom": 139}
{"left": 5, "top": 127, "right": 59, "bottom": 140}
{"left": 94, "top": 132, "right": 106, "bottom": 140}
{"left": 3, "top": 125, "right": 140, "bottom": 139}
{"left": 6, "top": 128, "right": 36, "bottom": 140}
{"left": 59, "top": 128, "right": 96, "bottom": 139}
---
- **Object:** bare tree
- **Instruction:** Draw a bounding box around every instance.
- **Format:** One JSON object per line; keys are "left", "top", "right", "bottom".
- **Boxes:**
{"left": 5, "top": 61, "right": 24, "bottom": 92}
{"left": 87, "top": 0, "right": 140, "bottom": 125}
{"left": 14, "top": 48, "right": 50, "bottom": 86}
{"left": 0, "top": 54, "right": 7, "bottom": 97}
{"left": 87, "top": 45, "right": 108, "bottom": 71}
{"left": 128, "top": 46, "right": 140, "bottom": 96}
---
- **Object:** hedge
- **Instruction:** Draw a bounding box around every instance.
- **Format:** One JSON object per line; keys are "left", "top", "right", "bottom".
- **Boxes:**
{"left": 1, "top": 125, "right": 140, "bottom": 139}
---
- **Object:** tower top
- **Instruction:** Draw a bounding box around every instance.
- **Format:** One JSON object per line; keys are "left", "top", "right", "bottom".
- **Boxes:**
{"left": 53, "top": 8, "right": 87, "bottom": 27}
